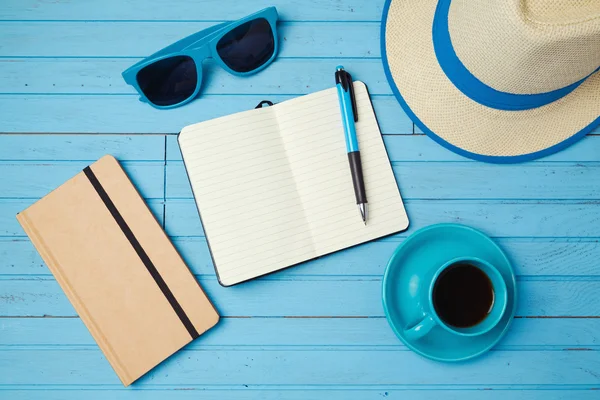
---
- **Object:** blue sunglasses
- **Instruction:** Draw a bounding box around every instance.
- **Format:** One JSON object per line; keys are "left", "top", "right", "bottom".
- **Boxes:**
{"left": 123, "top": 7, "right": 279, "bottom": 109}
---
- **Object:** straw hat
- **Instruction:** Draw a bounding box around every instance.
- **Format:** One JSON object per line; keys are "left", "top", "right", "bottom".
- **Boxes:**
{"left": 382, "top": 0, "right": 600, "bottom": 162}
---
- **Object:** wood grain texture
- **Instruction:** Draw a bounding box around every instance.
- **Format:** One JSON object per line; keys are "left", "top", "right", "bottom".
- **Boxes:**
{"left": 380, "top": 135, "right": 600, "bottom": 162}
{"left": 165, "top": 237, "right": 600, "bottom": 277}
{"left": 1, "top": 348, "right": 598, "bottom": 385}
{"left": 2, "top": 59, "right": 391, "bottom": 95}
{"left": 0, "top": 95, "right": 413, "bottom": 134}
{"left": 1, "top": 278, "right": 599, "bottom": 317}
{"left": 0, "top": 135, "right": 165, "bottom": 161}
{"left": 166, "top": 162, "right": 600, "bottom": 200}
{"left": 0, "top": 0, "right": 384, "bottom": 21}
{"left": 1, "top": 0, "right": 599, "bottom": 396}
{"left": 0, "top": 162, "right": 164, "bottom": 199}
{"left": 1, "top": 317, "right": 599, "bottom": 348}
{"left": 0, "top": 390, "right": 599, "bottom": 400}
{"left": 3, "top": 237, "right": 600, "bottom": 277}
{"left": 167, "top": 134, "right": 600, "bottom": 162}
{"left": 0, "top": 22, "right": 380, "bottom": 58}
{"left": 163, "top": 200, "right": 600, "bottom": 238}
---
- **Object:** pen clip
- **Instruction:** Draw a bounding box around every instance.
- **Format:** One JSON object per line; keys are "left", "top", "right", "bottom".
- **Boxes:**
{"left": 347, "top": 74, "right": 358, "bottom": 122}
{"left": 337, "top": 70, "right": 359, "bottom": 123}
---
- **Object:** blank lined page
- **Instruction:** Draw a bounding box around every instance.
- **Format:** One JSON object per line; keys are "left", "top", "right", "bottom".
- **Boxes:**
{"left": 179, "top": 82, "right": 408, "bottom": 286}
{"left": 276, "top": 82, "right": 408, "bottom": 259}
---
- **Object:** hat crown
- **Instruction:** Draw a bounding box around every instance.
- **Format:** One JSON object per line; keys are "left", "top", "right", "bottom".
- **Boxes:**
{"left": 447, "top": 0, "right": 600, "bottom": 95}
{"left": 525, "top": 0, "right": 600, "bottom": 24}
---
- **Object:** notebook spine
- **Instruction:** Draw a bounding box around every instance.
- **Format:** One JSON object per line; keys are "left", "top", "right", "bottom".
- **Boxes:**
{"left": 16, "top": 211, "right": 133, "bottom": 386}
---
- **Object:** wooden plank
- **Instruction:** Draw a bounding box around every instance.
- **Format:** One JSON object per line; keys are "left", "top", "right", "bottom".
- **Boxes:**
{"left": 0, "top": 199, "right": 164, "bottom": 237}
{"left": 3, "top": 237, "right": 600, "bottom": 277}
{"left": 167, "top": 134, "right": 600, "bottom": 163}
{"left": 164, "top": 200, "right": 600, "bottom": 238}
{"left": 0, "top": 162, "right": 164, "bottom": 199}
{"left": 1, "top": 317, "right": 599, "bottom": 348}
{"left": 0, "top": 95, "right": 413, "bottom": 134}
{"left": 166, "top": 134, "right": 600, "bottom": 162}
{"left": 4, "top": 237, "right": 600, "bottom": 277}
{"left": 1, "top": 278, "right": 598, "bottom": 317}
{"left": 0, "top": 390, "right": 598, "bottom": 400}
{"left": 0, "top": 239, "right": 48, "bottom": 275}
{"left": 0, "top": 22, "right": 380, "bottom": 58}
{"left": 162, "top": 237, "right": 600, "bottom": 278}
{"left": 166, "top": 136, "right": 183, "bottom": 160}
{"left": 0, "top": 134, "right": 165, "bottom": 161}
{"left": 1, "top": 58, "right": 392, "bottom": 96}
{"left": 0, "top": 0, "right": 383, "bottom": 21}
{"left": 2, "top": 140, "right": 597, "bottom": 202}
{"left": 165, "top": 162, "right": 600, "bottom": 200}
{"left": 0, "top": 348, "right": 598, "bottom": 385}
{"left": 381, "top": 135, "right": 600, "bottom": 163}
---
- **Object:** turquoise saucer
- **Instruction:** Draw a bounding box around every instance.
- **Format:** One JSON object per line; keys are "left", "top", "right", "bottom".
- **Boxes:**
{"left": 382, "top": 223, "right": 517, "bottom": 362}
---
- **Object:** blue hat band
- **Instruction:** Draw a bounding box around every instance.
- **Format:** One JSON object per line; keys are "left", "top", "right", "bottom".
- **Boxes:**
{"left": 432, "top": 0, "right": 598, "bottom": 111}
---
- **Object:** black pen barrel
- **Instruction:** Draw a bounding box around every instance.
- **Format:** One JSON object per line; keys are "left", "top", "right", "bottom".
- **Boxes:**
{"left": 348, "top": 151, "right": 367, "bottom": 204}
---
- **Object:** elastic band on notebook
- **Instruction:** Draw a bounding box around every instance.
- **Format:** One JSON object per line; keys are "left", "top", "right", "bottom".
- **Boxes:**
{"left": 83, "top": 166, "right": 199, "bottom": 340}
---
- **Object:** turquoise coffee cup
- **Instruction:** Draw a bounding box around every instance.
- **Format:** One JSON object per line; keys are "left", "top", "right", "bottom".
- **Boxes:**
{"left": 405, "top": 257, "right": 508, "bottom": 341}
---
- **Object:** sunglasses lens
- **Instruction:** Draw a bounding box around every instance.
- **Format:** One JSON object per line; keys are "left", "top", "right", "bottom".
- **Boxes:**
{"left": 136, "top": 56, "right": 197, "bottom": 106}
{"left": 216, "top": 18, "right": 275, "bottom": 73}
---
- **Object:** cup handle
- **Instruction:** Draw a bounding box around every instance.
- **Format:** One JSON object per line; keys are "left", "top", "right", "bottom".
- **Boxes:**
{"left": 404, "top": 314, "right": 436, "bottom": 341}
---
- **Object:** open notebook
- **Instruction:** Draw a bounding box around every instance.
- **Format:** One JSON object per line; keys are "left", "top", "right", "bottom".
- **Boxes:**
{"left": 179, "top": 82, "right": 409, "bottom": 286}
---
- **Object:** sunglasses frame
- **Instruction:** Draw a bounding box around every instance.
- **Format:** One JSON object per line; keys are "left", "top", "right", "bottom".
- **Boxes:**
{"left": 122, "top": 7, "right": 279, "bottom": 109}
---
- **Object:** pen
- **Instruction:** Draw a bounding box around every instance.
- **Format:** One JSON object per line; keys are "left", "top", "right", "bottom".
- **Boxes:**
{"left": 335, "top": 65, "right": 368, "bottom": 224}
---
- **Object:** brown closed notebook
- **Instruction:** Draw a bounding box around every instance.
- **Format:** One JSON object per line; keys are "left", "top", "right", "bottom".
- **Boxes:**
{"left": 16, "top": 155, "right": 219, "bottom": 386}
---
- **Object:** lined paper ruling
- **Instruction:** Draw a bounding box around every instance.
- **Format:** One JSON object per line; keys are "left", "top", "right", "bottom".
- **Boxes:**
{"left": 179, "top": 82, "right": 409, "bottom": 286}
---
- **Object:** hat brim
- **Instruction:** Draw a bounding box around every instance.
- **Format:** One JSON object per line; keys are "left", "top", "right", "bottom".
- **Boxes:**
{"left": 382, "top": 0, "right": 600, "bottom": 163}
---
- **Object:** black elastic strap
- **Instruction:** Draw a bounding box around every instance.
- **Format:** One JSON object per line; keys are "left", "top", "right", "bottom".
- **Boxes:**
{"left": 255, "top": 100, "right": 274, "bottom": 108}
{"left": 83, "top": 166, "right": 199, "bottom": 340}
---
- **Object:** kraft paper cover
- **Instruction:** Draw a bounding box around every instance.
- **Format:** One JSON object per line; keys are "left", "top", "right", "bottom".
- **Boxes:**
{"left": 17, "top": 155, "right": 219, "bottom": 386}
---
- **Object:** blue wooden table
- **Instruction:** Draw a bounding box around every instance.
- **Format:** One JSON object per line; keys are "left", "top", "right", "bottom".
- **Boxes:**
{"left": 1, "top": 1, "right": 599, "bottom": 398}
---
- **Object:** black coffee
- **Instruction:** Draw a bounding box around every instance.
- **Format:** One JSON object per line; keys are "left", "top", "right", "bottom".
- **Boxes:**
{"left": 433, "top": 263, "right": 494, "bottom": 328}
